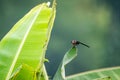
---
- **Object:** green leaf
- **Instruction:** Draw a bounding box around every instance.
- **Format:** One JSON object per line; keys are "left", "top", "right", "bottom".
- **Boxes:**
{"left": 53, "top": 47, "right": 78, "bottom": 80}
{"left": 0, "top": 0, "right": 56, "bottom": 79}
{"left": 66, "top": 67, "right": 120, "bottom": 80}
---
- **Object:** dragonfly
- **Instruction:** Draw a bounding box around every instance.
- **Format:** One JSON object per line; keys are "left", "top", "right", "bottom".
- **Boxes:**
{"left": 71, "top": 40, "right": 89, "bottom": 48}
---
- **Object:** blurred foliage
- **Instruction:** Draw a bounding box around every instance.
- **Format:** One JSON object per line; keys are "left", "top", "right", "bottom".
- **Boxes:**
{"left": 0, "top": 0, "right": 120, "bottom": 78}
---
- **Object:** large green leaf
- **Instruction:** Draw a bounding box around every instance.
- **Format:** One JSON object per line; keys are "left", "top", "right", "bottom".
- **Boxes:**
{"left": 66, "top": 67, "right": 120, "bottom": 80}
{"left": 0, "top": 0, "right": 56, "bottom": 80}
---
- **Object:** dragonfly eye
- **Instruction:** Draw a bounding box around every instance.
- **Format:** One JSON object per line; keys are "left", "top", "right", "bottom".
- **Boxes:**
{"left": 71, "top": 40, "right": 80, "bottom": 46}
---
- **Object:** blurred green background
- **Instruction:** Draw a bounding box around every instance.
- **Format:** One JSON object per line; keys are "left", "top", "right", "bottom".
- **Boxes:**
{"left": 0, "top": 0, "right": 120, "bottom": 78}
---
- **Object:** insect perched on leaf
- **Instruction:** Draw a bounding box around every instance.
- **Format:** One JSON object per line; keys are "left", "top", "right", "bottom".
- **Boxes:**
{"left": 71, "top": 40, "right": 89, "bottom": 48}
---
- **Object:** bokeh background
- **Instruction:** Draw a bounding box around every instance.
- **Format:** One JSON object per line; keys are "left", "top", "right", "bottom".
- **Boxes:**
{"left": 0, "top": 0, "right": 120, "bottom": 78}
